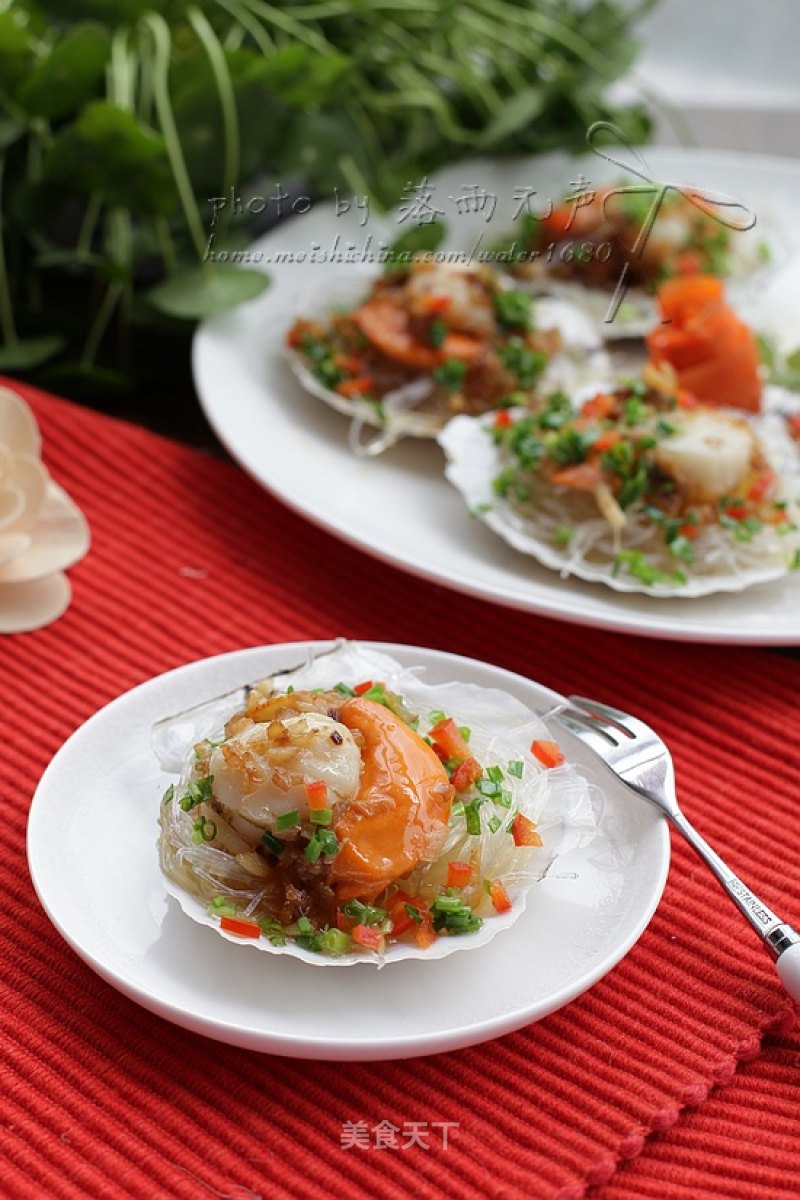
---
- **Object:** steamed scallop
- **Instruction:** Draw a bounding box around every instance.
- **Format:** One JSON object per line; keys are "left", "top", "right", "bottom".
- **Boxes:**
{"left": 209, "top": 713, "right": 362, "bottom": 829}
{"left": 654, "top": 410, "right": 757, "bottom": 504}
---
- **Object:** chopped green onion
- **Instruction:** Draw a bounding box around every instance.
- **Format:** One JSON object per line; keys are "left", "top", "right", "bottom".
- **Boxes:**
{"left": 304, "top": 829, "right": 338, "bottom": 863}
{"left": 459, "top": 726, "right": 471, "bottom": 742}
{"left": 497, "top": 338, "right": 547, "bottom": 386}
{"left": 304, "top": 836, "right": 323, "bottom": 864}
{"left": 258, "top": 917, "right": 286, "bottom": 944}
{"left": 477, "top": 777, "right": 499, "bottom": 796}
{"left": 433, "top": 358, "right": 468, "bottom": 390}
{"left": 404, "top": 903, "right": 423, "bottom": 924}
{"left": 493, "top": 289, "right": 532, "bottom": 331}
{"left": 179, "top": 775, "right": 214, "bottom": 811}
{"left": 507, "top": 760, "right": 524, "bottom": 778}
{"left": 192, "top": 817, "right": 217, "bottom": 843}
{"left": 487, "top": 815, "right": 502, "bottom": 833}
{"left": 487, "top": 765, "right": 504, "bottom": 783}
{"left": 162, "top": 784, "right": 175, "bottom": 806}
{"left": 428, "top": 319, "right": 448, "bottom": 348}
{"left": 309, "top": 808, "right": 333, "bottom": 826}
{"left": 318, "top": 928, "right": 351, "bottom": 955}
{"left": 295, "top": 933, "right": 322, "bottom": 952}
{"left": 613, "top": 549, "right": 687, "bottom": 587}
{"left": 464, "top": 802, "right": 481, "bottom": 835}
{"left": 554, "top": 526, "right": 574, "bottom": 547}
{"left": 297, "top": 916, "right": 313, "bottom": 934}
{"left": 316, "top": 829, "right": 339, "bottom": 856}
{"left": 276, "top": 808, "right": 300, "bottom": 831}
{"left": 261, "top": 831, "right": 286, "bottom": 855}
{"left": 334, "top": 682, "right": 355, "bottom": 697}
{"left": 431, "top": 894, "right": 483, "bottom": 934}
{"left": 207, "top": 900, "right": 236, "bottom": 917}
{"left": 342, "top": 899, "right": 387, "bottom": 926}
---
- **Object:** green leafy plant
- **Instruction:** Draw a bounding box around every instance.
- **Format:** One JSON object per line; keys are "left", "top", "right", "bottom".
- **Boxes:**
{"left": 0, "top": 0, "right": 654, "bottom": 395}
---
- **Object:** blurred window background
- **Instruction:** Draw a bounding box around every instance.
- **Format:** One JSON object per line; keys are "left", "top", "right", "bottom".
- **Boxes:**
{"left": 619, "top": 0, "right": 800, "bottom": 155}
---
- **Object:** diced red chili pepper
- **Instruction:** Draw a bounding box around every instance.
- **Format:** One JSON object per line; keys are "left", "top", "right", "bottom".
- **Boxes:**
{"left": 679, "top": 523, "right": 699, "bottom": 539}
{"left": 724, "top": 503, "right": 748, "bottom": 520}
{"left": 446, "top": 861, "right": 472, "bottom": 889}
{"left": 494, "top": 408, "right": 513, "bottom": 428}
{"left": 551, "top": 460, "right": 602, "bottom": 492}
{"left": 788, "top": 413, "right": 800, "bottom": 441}
{"left": 429, "top": 717, "right": 471, "bottom": 764}
{"left": 542, "top": 204, "right": 573, "bottom": 240}
{"left": 332, "top": 353, "right": 365, "bottom": 374}
{"left": 336, "top": 376, "right": 374, "bottom": 397}
{"left": 593, "top": 430, "right": 621, "bottom": 452}
{"left": 305, "top": 780, "right": 329, "bottom": 810}
{"left": 530, "top": 739, "right": 565, "bottom": 768}
{"left": 415, "top": 915, "right": 437, "bottom": 950}
{"left": 676, "top": 388, "right": 699, "bottom": 410}
{"left": 450, "top": 756, "right": 483, "bottom": 793}
{"left": 747, "top": 470, "right": 776, "bottom": 503}
{"left": 220, "top": 916, "right": 261, "bottom": 939}
{"left": 511, "top": 813, "right": 543, "bottom": 848}
{"left": 448, "top": 864, "right": 472, "bottom": 892}
{"left": 336, "top": 907, "right": 354, "bottom": 932}
{"left": 580, "top": 392, "right": 617, "bottom": 420}
{"left": 353, "top": 680, "right": 373, "bottom": 695}
{"left": 674, "top": 250, "right": 702, "bottom": 275}
{"left": 353, "top": 924, "right": 385, "bottom": 952}
{"left": 489, "top": 880, "right": 512, "bottom": 914}
{"left": 424, "top": 294, "right": 452, "bottom": 315}
{"left": 388, "top": 893, "right": 415, "bottom": 937}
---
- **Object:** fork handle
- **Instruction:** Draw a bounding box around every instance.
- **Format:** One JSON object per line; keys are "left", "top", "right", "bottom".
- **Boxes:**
{"left": 669, "top": 807, "right": 800, "bottom": 1000}
{"left": 669, "top": 808, "right": 783, "bottom": 933}
{"left": 775, "top": 943, "right": 800, "bottom": 1002}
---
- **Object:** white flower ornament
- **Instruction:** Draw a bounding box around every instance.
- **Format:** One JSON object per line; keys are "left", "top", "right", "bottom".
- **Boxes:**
{"left": 0, "top": 387, "right": 89, "bottom": 632}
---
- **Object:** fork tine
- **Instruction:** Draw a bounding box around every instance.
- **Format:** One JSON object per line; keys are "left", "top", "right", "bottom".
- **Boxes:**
{"left": 568, "top": 695, "right": 640, "bottom": 739}
{"left": 556, "top": 708, "right": 621, "bottom": 752}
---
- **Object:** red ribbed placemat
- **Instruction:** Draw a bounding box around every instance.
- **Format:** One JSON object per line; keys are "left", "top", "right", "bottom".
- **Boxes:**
{"left": 2, "top": 379, "right": 799, "bottom": 1200}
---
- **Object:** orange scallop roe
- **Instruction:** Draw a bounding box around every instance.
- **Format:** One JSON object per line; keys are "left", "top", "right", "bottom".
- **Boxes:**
{"left": 330, "top": 698, "right": 455, "bottom": 903}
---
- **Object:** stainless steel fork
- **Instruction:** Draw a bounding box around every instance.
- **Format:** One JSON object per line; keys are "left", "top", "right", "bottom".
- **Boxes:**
{"left": 554, "top": 695, "right": 800, "bottom": 1002}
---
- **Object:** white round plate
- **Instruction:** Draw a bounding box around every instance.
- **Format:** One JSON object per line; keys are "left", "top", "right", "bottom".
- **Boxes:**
{"left": 27, "top": 641, "right": 668, "bottom": 1061}
{"left": 193, "top": 149, "right": 800, "bottom": 644}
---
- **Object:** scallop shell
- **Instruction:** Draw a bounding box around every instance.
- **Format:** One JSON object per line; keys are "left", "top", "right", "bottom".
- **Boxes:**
{"left": 438, "top": 386, "right": 800, "bottom": 599}
{"left": 285, "top": 273, "right": 611, "bottom": 456}
{"left": 517, "top": 213, "right": 782, "bottom": 342}
{"left": 157, "top": 642, "right": 597, "bottom": 966}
